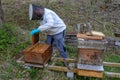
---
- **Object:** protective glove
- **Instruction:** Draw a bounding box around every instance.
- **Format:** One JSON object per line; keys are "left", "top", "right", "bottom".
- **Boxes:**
{"left": 30, "top": 28, "right": 40, "bottom": 35}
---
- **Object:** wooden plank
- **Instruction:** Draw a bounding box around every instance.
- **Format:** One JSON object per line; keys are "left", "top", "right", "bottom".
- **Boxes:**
{"left": 76, "top": 69, "right": 103, "bottom": 78}
{"left": 55, "top": 58, "right": 120, "bottom": 68}
{"left": 50, "top": 53, "right": 57, "bottom": 61}
{"left": 103, "top": 62, "right": 120, "bottom": 67}
{"left": 16, "top": 56, "right": 24, "bottom": 64}
{"left": 47, "top": 65, "right": 103, "bottom": 78}
{"left": 47, "top": 65, "right": 77, "bottom": 72}
{"left": 51, "top": 58, "right": 57, "bottom": 66}
{"left": 54, "top": 58, "right": 77, "bottom": 63}
{"left": 105, "top": 72, "right": 120, "bottom": 78}
{"left": 24, "top": 63, "right": 44, "bottom": 68}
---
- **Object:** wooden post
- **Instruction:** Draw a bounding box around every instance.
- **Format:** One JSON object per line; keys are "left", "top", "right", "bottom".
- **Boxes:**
{"left": 103, "top": 62, "right": 120, "bottom": 67}
{"left": 105, "top": 72, "right": 120, "bottom": 78}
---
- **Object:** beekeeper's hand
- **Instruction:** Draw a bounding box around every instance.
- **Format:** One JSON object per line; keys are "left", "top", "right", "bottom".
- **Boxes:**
{"left": 30, "top": 28, "right": 40, "bottom": 35}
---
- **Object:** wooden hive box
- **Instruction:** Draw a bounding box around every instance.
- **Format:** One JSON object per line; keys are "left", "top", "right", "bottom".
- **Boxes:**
{"left": 78, "top": 48, "right": 103, "bottom": 65}
{"left": 77, "top": 33, "right": 107, "bottom": 66}
{"left": 24, "top": 42, "right": 52, "bottom": 65}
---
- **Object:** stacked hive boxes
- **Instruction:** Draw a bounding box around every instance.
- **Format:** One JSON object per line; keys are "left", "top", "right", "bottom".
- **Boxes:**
{"left": 77, "top": 33, "right": 107, "bottom": 78}
{"left": 77, "top": 34, "right": 107, "bottom": 66}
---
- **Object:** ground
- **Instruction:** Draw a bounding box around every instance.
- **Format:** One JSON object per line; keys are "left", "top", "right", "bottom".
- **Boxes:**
{"left": 0, "top": 0, "right": 120, "bottom": 80}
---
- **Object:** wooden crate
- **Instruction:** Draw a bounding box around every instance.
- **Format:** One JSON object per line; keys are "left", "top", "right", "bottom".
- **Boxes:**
{"left": 24, "top": 43, "right": 52, "bottom": 65}
{"left": 78, "top": 48, "right": 103, "bottom": 65}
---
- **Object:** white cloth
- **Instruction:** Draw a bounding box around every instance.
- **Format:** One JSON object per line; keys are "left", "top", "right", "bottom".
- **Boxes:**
{"left": 38, "top": 8, "right": 66, "bottom": 35}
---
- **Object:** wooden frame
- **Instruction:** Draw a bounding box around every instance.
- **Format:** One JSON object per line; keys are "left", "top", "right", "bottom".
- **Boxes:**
{"left": 17, "top": 56, "right": 120, "bottom": 78}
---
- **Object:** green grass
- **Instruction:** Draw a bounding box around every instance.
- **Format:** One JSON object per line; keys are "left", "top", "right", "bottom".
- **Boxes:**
{"left": 104, "top": 53, "right": 120, "bottom": 73}
{"left": 0, "top": 24, "right": 120, "bottom": 80}
{"left": 0, "top": 0, "right": 120, "bottom": 80}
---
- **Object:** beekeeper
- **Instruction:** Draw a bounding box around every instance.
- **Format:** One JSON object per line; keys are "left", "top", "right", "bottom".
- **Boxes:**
{"left": 29, "top": 4, "right": 68, "bottom": 66}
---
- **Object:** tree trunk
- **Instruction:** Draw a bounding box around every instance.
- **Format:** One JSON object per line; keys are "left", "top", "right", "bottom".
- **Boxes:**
{"left": 0, "top": 0, "right": 3, "bottom": 24}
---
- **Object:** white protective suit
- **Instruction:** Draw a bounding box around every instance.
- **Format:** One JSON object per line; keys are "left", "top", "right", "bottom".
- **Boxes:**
{"left": 38, "top": 8, "right": 66, "bottom": 35}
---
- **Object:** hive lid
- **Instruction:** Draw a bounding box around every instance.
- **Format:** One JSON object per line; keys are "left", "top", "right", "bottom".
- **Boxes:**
{"left": 86, "top": 31, "right": 105, "bottom": 37}
{"left": 77, "top": 33, "right": 104, "bottom": 40}
{"left": 77, "top": 31, "right": 105, "bottom": 40}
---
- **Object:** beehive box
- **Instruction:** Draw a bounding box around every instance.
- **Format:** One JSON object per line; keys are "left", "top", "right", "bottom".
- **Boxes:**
{"left": 78, "top": 39, "right": 107, "bottom": 50}
{"left": 77, "top": 33, "right": 107, "bottom": 66}
{"left": 77, "top": 39, "right": 106, "bottom": 65}
{"left": 78, "top": 48, "right": 103, "bottom": 65}
{"left": 24, "top": 43, "right": 51, "bottom": 65}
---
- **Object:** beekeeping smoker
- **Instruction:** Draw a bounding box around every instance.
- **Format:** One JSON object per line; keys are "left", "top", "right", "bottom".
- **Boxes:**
{"left": 29, "top": 4, "right": 68, "bottom": 66}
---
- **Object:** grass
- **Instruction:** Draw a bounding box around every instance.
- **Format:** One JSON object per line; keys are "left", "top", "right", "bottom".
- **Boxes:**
{"left": 0, "top": 24, "right": 120, "bottom": 80}
{"left": 104, "top": 52, "right": 120, "bottom": 73}
{"left": 0, "top": 0, "right": 120, "bottom": 80}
